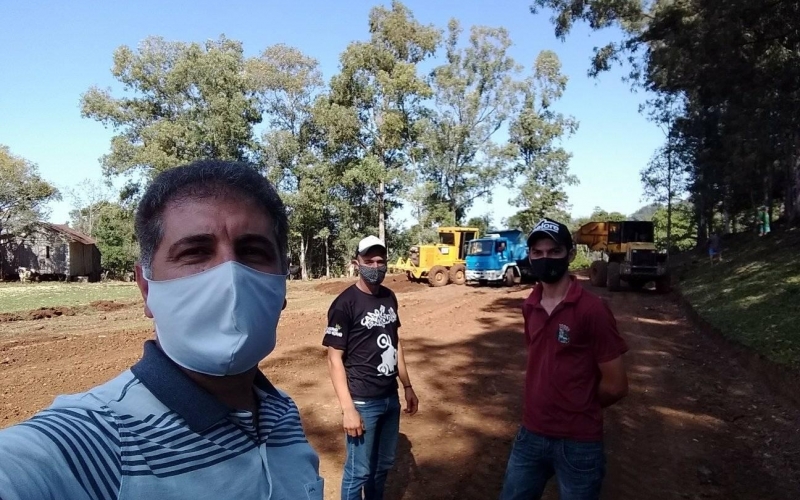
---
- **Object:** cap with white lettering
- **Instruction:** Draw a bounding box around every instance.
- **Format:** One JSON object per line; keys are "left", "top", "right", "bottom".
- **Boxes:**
{"left": 527, "top": 218, "right": 573, "bottom": 250}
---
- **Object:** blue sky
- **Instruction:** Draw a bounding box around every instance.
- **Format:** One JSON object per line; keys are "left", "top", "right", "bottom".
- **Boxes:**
{"left": 0, "top": 0, "right": 663, "bottom": 228}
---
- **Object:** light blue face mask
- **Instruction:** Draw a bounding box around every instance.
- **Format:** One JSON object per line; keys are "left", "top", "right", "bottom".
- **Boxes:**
{"left": 145, "top": 261, "right": 286, "bottom": 376}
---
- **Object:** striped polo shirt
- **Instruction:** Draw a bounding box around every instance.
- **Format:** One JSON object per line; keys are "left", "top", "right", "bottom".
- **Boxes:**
{"left": 0, "top": 340, "right": 323, "bottom": 500}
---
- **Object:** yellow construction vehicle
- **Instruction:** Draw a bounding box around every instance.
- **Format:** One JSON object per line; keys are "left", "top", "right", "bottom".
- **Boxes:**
{"left": 574, "top": 220, "right": 671, "bottom": 293}
{"left": 390, "top": 227, "right": 480, "bottom": 286}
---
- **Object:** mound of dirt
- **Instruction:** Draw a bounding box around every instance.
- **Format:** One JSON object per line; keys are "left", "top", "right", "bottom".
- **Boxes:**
{"left": 0, "top": 300, "right": 133, "bottom": 323}
{"left": 314, "top": 275, "right": 427, "bottom": 295}
{"left": 0, "top": 307, "right": 79, "bottom": 323}
{"left": 384, "top": 275, "right": 427, "bottom": 293}
{"left": 90, "top": 300, "right": 126, "bottom": 312}
{"left": 314, "top": 280, "right": 358, "bottom": 295}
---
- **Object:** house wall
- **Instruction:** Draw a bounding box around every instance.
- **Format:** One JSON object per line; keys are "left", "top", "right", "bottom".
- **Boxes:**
{"left": 15, "top": 230, "right": 69, "bottom": 276}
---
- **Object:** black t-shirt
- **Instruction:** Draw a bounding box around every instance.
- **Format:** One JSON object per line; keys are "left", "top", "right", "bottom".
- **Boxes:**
{"left": 322, "top": 285, "right": 402, "bottom": 399}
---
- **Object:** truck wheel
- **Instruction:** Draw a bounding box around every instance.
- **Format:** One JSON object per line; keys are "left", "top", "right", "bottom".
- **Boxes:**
{"left": 428, "top": 266, "right": 449, "bottom": 287}
{"left": 589, "top": 261, "right": 608, "bottom": 287}
{"left": 504, "top": 268, "right": 516, "bottom": 287}
{"left": 656, "top": 276, "right": 672, "bottom": 294}
{"left": 449, "top": 264, "right": 466, "bottom": 285}
{"left": 628, "top": 279, "right": 646, "bottom": 291}
{"left": 607, "top": 262, "right": 621, "bottom": 291}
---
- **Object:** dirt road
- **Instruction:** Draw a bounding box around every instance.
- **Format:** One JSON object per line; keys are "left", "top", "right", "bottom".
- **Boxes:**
{"left": 1, "top": 275, "right": 799, "bottom": 498}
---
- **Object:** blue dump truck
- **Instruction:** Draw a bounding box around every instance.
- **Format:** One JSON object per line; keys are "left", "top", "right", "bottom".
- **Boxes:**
{"left": 465, "top": 229, "right": 535, "bottom": 286}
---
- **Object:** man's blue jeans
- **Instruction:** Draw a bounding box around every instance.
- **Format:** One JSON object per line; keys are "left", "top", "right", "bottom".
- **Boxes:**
{"left": 499, "top": 426, "right": 605, "bottom": 500}
{"left": 341, "top": 395, "right": 401, "bottom": 500}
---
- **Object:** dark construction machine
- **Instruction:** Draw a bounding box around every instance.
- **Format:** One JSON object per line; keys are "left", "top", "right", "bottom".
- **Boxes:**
{"left": 574, "top": 220, "right": 671, "bottom": 293}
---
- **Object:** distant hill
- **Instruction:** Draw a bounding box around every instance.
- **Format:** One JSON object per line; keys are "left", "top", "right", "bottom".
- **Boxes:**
{"left": 630, "top": 203, "right": 662, "bottom": 221}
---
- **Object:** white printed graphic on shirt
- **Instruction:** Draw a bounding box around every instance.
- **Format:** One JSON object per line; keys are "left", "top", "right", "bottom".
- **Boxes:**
{"left": 360, "top": 305, "right": 397, "bottom": 329}
{"left": 377, "top": 333, "right": 398, "bottom": 376}
{"left": 325, "top": 324, "right": 343, "bottom": 337}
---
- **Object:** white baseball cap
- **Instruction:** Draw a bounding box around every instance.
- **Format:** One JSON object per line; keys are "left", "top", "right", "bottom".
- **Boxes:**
{"left": 356, "top": 235, "right": 386, "bottom": 256}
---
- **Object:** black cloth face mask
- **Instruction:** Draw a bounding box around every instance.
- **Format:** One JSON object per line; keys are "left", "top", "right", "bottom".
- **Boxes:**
{"left": 530, "top": 256, "right": 570, "bottom": 284}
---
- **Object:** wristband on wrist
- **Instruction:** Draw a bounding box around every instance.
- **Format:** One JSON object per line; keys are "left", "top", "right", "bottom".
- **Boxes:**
{"left": 403, "top": 384, "right": 412, "bottom": 389}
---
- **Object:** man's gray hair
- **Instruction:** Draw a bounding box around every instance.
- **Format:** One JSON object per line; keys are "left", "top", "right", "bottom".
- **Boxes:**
{"left": 135, "top": 159, "right": 288, "bottom": 274}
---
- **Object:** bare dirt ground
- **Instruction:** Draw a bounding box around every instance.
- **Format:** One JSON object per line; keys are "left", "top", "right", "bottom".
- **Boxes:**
{"left": 1, "top": 275, "right": 799, "bottom": 499}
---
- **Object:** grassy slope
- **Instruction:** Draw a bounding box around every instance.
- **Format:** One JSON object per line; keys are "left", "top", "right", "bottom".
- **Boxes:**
{"left": 677, "top": 227, "right": 800, "bottom": 368}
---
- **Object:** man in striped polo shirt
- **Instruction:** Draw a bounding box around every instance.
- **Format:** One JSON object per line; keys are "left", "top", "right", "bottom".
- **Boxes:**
{"left": 0, "top": 160, "right": 323, "bottom": 499}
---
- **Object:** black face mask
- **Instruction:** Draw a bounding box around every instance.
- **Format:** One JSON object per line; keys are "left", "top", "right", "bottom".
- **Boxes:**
{"left": 530, "top": 256, "right": 570, "bottom": 284}
{"left": 359, "top": 264, "right": 387, "bottom": 285}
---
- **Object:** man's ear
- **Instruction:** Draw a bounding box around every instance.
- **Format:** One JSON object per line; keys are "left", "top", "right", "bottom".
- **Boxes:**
{"left": 134, "top": 263, "right": 153, "bottom": 319}
{"left": 568, "top": 247, "right": 577, "bottom": 264}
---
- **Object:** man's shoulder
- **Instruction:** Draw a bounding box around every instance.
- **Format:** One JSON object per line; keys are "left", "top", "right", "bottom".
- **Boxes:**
{"left": 44, "top": 369, "right": 136, "bottom": 413}
{"left": 574, "top": 284, "right": 608, "bottom": 311}
{"left": 330, "top": 284, "right": 359, "bottom": 305}
{"left": 0, "top": 373, "right": 139, "bottom": 500}
{"left": 379, "top": 285, "right": 397, "bottom": 300}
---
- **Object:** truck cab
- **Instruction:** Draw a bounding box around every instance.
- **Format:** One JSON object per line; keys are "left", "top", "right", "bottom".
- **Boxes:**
{"left": 465, "top": 229, "right": 530, "bottom": 286}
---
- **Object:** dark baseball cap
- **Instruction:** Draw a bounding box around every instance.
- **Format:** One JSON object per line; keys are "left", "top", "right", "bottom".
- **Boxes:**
{"left": 527, "top": 218, "right": 573, "bottom": 250}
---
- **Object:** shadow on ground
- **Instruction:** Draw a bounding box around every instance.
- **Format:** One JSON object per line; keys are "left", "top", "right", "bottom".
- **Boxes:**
{"left": 267, "top": 280, "right": 800, "bottom": 499}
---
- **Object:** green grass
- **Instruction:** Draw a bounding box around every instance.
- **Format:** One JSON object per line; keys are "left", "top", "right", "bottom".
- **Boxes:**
{"left": 0, "top": 282, "right": 142, "bottom": 314}
{"left": 677, "top": 227, "right": 800, "bottom": 368}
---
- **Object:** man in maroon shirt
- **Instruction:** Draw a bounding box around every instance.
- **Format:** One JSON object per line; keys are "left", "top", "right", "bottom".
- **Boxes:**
{"left": 499, "top": 218, "right": 629, "bottom": 500}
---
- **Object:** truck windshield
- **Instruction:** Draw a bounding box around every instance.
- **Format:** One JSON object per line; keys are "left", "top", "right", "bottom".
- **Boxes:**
{"left": 467, "top": 240, "right": 492, "bottom": 256}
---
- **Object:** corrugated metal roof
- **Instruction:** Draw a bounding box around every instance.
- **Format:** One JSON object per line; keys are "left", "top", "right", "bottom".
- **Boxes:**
{"left": 40, "top": 223, "right": 97, "bottom": 245}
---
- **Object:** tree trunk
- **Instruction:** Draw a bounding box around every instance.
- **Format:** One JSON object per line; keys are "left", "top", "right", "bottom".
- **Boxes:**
{"left": 789, "top": 136, "right": 800, "bottom": 225}
{"left": 378, "top": 180, "right": 386, "bottom": 242}
{"left": 666, "top": 147, "right": 673, "bottom": 254}
{"left": 324, "top": 238, "right": 330, "bottom": 278}
{"left": 722, "top": 208, "right": 731, "bottom": 235}
{"left": 299, "top": 234, "right": 309, "bottom": 281}
{"left": 667, "top": 197, "right": 672, "bottom": 254}
{"left": 695, "top": 196, "right": 708, "bottom": 251}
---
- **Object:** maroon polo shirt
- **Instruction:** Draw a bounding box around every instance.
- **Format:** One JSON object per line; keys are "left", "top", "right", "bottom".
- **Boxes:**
{"left": 521, "top": 276, "right": 628, "bottom": 441}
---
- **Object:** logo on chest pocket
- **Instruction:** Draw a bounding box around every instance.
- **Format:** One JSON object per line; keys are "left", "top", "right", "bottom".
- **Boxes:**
{"left": 557, "top": 324, "right": 571, "bottom": 344}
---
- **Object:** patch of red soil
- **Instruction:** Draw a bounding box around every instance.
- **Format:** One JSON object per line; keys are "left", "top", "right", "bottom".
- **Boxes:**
{"left": 0, "top": 307, "right": 78, "bottom": 323}
{"left": 90, "top": 300, "right": 126, "bottom": 312}
{"left": 0, "top": 301, "right": 135, "bottom": 323}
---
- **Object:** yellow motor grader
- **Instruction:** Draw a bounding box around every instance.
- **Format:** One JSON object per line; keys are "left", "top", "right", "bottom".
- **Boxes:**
{"left": 390, "top": 227, "right": 479, "bottom": 287}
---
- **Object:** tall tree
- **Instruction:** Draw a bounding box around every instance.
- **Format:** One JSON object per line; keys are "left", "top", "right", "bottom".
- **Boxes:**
{"left": 466, "top": 214, "right": 493, "bottom": 235}
{"left": 66, "top": 178, "right": 112, "bottom": 236}
{"left": 652, "top": 202, "right": 696, "bottom": 252}
{"left": 508, "top": 50, "right": 579, "bottom": 229}
{"left": 641, "top": 142, "right": 688, "bottom": 254}
{"left": 250, "top": 43, "right": 326, "bottom": 279}
{"left": 532, "top": 0, "right": 800, "bottom": 227}
{"left": 91, "top": 201, "right": 138, "bottom": 278}
{"left": 315, "top": 0, "right": 441, "bottom": 241}
{"left": 419, "top": 21, "right": 520, "bottom": 224}
{"left": 0, "top": 146, "right": 60, "bottom": 278}
{"left": 81, "top": 35, "right": 263, "bottom": 182}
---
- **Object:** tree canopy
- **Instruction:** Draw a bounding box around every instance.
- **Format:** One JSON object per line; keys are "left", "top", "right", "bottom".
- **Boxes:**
{"left": 73, "top": 2, "right": 581, "bottom": 277}
{"left": 532, "top": 0, "right": 800, "bottom": 245}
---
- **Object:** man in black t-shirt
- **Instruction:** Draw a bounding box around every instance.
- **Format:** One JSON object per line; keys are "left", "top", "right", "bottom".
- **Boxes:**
{"left": 323, "top": 235, "right": 419, "bottom": 500}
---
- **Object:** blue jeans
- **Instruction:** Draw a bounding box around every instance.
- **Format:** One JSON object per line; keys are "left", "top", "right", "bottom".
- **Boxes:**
{"left": 341, "top": 395, "right": 401, "bottom": 500}
{"left": 499, "top": 427, "right": 605, "bottom": 500}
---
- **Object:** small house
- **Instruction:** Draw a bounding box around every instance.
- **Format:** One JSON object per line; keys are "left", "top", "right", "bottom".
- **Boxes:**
{"left": 2, "top": 223, "right": 102, "bottom": 282}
